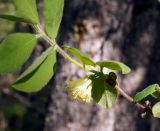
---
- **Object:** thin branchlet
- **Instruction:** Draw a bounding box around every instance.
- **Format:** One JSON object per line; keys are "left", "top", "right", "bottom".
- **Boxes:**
{"left": 33, "top": 24, "right": 153, "bottom": 117}
{"left": 116, "top": 86, "right": 153, "bottom": 116}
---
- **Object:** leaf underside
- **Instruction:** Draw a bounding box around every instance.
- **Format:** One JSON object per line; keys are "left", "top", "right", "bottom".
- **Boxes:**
{"left": 0, "top": 14, "right": 33, "bottom": 24}
{"left": 96, "top": 60, "right": 131, "bottom": 74}
{"left": 12, "top": 47, "right": 57, "bottom": 93}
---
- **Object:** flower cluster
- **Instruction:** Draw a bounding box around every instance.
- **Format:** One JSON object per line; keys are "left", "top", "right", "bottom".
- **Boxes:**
{"left": 67, "top": 77, "right": 92, "bottom": 103}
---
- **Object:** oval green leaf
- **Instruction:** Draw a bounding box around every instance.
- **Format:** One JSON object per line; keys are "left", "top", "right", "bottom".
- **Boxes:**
{"left": 12, "top": 47, "right": 56, "bottom": 92}
{"left": 133, "top": 84, "right": 159, "bottom": 102}
{"left": 96, "top": 60, "right": 131, "bottom": 74}
{"left": 44, "top": 0, "right": 64, "bottom": 38}
{"left": 91, "top": 75, "right": 118, "bottom": 108}
{"left": 0, "top": 33, "right": 37, "bottom": 73}
{"left": 152, "top": 102, "right": 160, "bottom": 118}
{"left": 13, "top": 0, "right": 39, "bottom": 24}
{"left": 0, "top": 14, "right": 34, "bottom": 24}
{"left": 64, "top": 45, "right": 96, "bottom": 67}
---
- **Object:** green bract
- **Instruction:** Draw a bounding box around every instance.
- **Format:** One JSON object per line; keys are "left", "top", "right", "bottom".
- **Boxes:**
{"left": 90, "top": 73, "right": 118, "bottom": 108}
{"left": 96, "top": 60, "right": 131, "bottom": 74}
{"left": 0, "top": 33, "right": 37, "bottom": 73}
{"left": 13, "top": 47, "right": 56, "bottom": 92}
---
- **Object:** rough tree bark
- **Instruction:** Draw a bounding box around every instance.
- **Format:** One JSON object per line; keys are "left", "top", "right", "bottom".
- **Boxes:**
{"left": 43, "top": 0, "right": 160, "bottom": 131}
{"left": 1, "top": 0, "right": 160, "bottom": 131}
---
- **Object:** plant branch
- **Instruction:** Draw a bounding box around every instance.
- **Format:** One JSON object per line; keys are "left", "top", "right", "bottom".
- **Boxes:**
{"left": 34, "top": 25, "right": 92, "bottom": 72}
{"left": 35, "top": 24, "right": 152, "bottom": 115}
{"left": 116, "top": 86, "right": 146, "bottom": 109}
{"left": 56, "top": 46, "right": 92, "bottom": 71}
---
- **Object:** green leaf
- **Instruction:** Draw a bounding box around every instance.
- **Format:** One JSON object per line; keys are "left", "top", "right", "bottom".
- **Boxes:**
{"left": 96, "top": 60, "right": 131, "bottom": 74}
{"left": 152, "top": 102, "right": 160, "bottom": 118}
{"left": 91, "top": 74, "right": 118, "bottom": 108}
{"left": 0, "top": 33, "right": 37, "bottom": 73}
{"left": 0, "top": 14, "right": 33, "bottom": 24}
{"left": 152, "top": 87, "right": 160, "bottom": 100}
{"left": 44, "top": 0, "right": 64, "bottom": 38}
{"left": 152, "top": 92, "right": 160, "bottom": 101}
{"left": 133, "top": 84, "right": 159, "bottom": 102}
{"left": 12, "top": 47, "right": 56, "bottom": 92}
{"left": 13, "top": 0, "right": 39, "bottom": 24}
{"left": 64, "top": 45, "right": 96, "bottom": 67}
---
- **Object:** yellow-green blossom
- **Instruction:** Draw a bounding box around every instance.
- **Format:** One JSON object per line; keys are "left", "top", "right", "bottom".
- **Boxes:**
{"left": 67, "top": 77, "right": 92, "bottom": 103}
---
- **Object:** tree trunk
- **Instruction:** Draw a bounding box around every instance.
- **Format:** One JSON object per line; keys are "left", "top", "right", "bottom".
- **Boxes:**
{"left": 44, "top": 0, "right": 160, "bottom": 131}
{"left": 1, "top": 0, "right": 160, "bottom": 131}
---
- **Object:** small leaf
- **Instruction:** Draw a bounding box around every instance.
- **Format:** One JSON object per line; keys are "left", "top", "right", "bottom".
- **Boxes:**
{"left": 152, "top": 102, "right": 160, "bottom": 118}
{"left": 0, "top": 14, "right": 33, "bottom": 24}
{"left": 13, "top": 0, "right": 39, "bottom": 24}
{"left": 91, "top": 74, "right": 118, "bottom": 108}
{"left": 44, "top": 0, "right": 64, "bottom": 38}
{"left": 96, "top": 60, "right": 131, "bottom": 74}
{"left": 12, "top": 47, "right": 56, "bottom": 92}
{"left": 133, "top": 84, "right": 159, "bottom": 102}
{"left": 152, "top": 87, "right": 160, "bottom": 100}
{"left": 64, "top": 45, "right": 96, "bottom": 67}
{"left": 0, "top": 33, "right": 37, "bottom": 73}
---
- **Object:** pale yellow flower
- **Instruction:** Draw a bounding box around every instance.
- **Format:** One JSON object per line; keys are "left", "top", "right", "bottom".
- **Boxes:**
{"left": 67, "top": 78, "right": 92, "bottom": 103}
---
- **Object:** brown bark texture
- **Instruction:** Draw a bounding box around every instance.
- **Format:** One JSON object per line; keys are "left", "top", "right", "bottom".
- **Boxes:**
{"left": 44, "top": 0, "right": 160, "bottom": 131}
{"left": 0, "top": 0, "right": 160, "bottom": 131}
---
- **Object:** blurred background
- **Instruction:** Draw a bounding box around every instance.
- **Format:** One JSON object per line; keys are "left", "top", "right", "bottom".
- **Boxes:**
{"left": 0, "top": 0, "right": 160, "bottom": 131}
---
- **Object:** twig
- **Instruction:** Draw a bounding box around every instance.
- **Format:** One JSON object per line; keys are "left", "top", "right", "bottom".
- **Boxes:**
{"left": 116, "top": 86, "right": 146, "bottom": 109}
